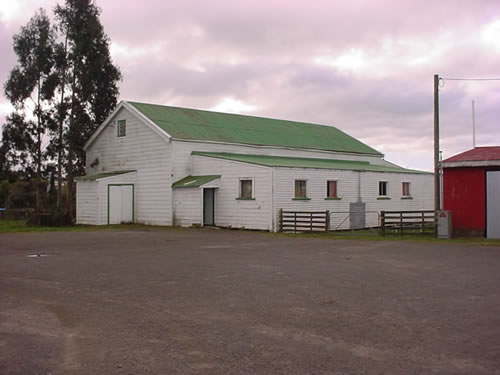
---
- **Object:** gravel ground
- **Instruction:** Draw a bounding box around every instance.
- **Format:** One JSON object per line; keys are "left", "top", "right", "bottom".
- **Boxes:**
{"left": 1, "top": 228, "right": 500, "bottom": 374}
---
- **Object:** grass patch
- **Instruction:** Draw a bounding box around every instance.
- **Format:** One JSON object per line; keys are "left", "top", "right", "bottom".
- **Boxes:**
{"left": 0, "top": 220, "right": 183, "bottom": 233}
{"left": 2, "top": 220, "right": 499, "bottom": 246}
{"left": 275, "top": 229, "right": 500, "bottom": 246}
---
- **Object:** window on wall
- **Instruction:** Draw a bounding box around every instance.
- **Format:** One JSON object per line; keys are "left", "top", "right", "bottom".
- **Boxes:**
{"left": 379, "top": 181, "right": 388, "bottom": 196}
{"left": 295, "top": 180, "right": 307, "bottom": 198}
{"left": 239, "top": 179, "right": 253, "bottom": 199}
{"left": 327, "top": 180, "right": 338, "bottom": 198}
{"left": 402, "top": 182, "right": 411, "bottom": 197}
{"left": 117, "top": 119, "right": 126, "bottom": 137}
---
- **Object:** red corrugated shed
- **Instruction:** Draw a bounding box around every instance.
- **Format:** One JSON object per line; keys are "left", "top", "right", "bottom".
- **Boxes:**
{"left": 443, "top": 146, "right": 500, "bottom": 163}
{"left": 442, "top": 146, "right": 500, "bottom": 237}
{"left": 443, "top": 168, "right": 486, "bottom": 235}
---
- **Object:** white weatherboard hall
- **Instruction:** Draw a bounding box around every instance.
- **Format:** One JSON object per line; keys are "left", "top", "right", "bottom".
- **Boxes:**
{"left": 76, "top": 101, "right": 433, "bottom": 231}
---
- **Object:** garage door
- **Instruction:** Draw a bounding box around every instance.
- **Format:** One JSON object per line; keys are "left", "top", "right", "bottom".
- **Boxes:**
{"left": 486, "top": 171, "right": 500, "bottom": 239}
{"left": 108, "top": 185, "right": 134, "bottom": 224}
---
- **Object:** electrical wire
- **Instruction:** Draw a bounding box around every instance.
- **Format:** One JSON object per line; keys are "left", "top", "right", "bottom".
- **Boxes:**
{"left": 441, "top": 77, "right": 500, "bottom": 81}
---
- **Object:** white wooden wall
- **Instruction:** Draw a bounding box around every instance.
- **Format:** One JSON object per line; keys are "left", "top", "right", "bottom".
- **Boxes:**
{"left": 94, "top": 172, "right": 137, "bottom": 225}
{"left": 85, "top": 107, "right": 172, "bottom": 225}
{"left": 170, "top": 139, "right": 390, "bottom": 183}
{"left": 273, "top": 168, "right": 359, "bottom": 230}
{"left": 76, "top": 181, "right": 99, "bottom": 225}
{"left": 273, "top": 168, "right": 433, "bottom": 230}
{"left": 173, "top": 188, "right": 202, "bottom": 227}
{"left": 191, "top": 156, "right": 273, "bottom": 230}
{"left": 81, "top": 104, "right": 432, "bottom": 229}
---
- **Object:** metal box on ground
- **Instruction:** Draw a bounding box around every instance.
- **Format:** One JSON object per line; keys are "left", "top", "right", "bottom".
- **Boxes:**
{"left": 437, "top": 211, "right": 452, "bottom": 239}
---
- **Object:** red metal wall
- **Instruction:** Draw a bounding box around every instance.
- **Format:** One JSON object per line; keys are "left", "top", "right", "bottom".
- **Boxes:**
{"left": 443, "top": 167, "right": 485, "bottom": 234}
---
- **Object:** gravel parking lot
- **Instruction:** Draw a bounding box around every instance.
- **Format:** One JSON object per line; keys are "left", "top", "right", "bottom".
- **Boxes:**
{"left": 1, "top": 228, "right": 500, "bottom": 374}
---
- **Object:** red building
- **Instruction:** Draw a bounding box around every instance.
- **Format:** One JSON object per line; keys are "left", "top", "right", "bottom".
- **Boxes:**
{"left": 442, "top": 147, "right": 500, "bottom": 238}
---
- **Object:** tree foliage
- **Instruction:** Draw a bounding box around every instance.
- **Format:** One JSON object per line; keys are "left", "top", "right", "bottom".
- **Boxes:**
{"left": 55, "top": 0, "right": 121, "bottom": 176}
{"left": 0, "top": 0, "right": 121, "bottom": 219}
{"left": 3, "top": 9, "right": 57, "bottom": 212}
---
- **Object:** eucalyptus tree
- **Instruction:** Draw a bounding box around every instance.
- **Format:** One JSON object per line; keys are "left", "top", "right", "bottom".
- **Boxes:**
{"left": 4, "top": 9, "right": 58, "bottom": 212}
{"left": 55, "top": 0, "right": 121, "bottom": 217}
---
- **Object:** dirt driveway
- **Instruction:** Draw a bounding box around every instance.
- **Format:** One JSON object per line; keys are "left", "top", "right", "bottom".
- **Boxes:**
{"left": 1, "top": 228, "right": 500, "bottom": 374}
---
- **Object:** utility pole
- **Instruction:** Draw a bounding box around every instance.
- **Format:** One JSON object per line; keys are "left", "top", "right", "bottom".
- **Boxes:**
{"left": 434, "top": 74, "right": 440, "bottom": 213}
{"left": 472, "top": 100, "right": 476, "bottom": 148}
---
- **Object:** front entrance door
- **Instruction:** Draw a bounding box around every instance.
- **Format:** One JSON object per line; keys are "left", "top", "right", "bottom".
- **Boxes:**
{"left": 203, "top": 188, "right": 215, "bottom": 226}
{"left": 108, "top": 184, "right": 134, "bottom": 224}
{"left": 486, "top": 171, "right": 500, "bottom": 239}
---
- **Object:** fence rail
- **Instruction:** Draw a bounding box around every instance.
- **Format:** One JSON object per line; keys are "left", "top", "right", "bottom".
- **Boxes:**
{"left": 279, "top": 209, "right": 329, "bottom": 233}
{"left": 0, "top": 208, "right": 33, "bottom": 221}
{"left": 380, "top": 210, "right": 435, "bottom": 235}
{"left": 329, "top": 210, "right": 381, "bottom": 231}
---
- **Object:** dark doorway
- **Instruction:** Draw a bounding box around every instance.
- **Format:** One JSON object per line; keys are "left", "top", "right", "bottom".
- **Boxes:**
{"left": 203, "top": 188, "right": 215, "bottom": 226}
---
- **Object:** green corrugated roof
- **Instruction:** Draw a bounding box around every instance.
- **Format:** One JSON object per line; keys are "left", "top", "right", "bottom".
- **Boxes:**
{"left": 75, "top": 170, "right": 136, "bottom": 181}
{"left": 172, "top": 175, "right": 221, "bottom": 188}
{"left": 128, "top": 101, "right": 381, "bottom": 155}
{"left": 192, "top": 152, "right": 430, "bottom": 174}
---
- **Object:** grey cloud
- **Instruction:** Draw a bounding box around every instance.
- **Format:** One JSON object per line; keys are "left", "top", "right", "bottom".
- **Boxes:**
{"left": 1, "top": 0, "right": 500, "bottom": 171}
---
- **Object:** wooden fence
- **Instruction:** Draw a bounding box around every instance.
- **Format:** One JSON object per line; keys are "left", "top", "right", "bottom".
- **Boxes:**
{"left": 380, "top": 210, "right": 435, "bottom": 235}
{"left": 0, "top": 208, "right": 33, "bottom": 220}
{"left": 278, "top": 209, "right": 330, "bottom": 233}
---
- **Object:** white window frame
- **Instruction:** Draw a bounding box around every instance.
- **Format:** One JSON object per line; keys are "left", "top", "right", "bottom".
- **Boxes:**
{"left": 238, "top": 178, "right": 254, "bottom": 199}
{"left": 379, "top": 181, "right": 389, "bottom": 197}
{"left": 294, "top": 179, "right": 308, "bottom": 199}
{"left": 402, "top": 182, "right": 411, "bottom": 197}
{"left": 117, "top": 119, "right": 126, "bottom": 137}
{"left": 326, "top": 180, "right": 339, "bottom": 198}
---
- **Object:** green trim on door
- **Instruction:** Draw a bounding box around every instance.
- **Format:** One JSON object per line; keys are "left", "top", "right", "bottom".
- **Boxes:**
{"left": 107, "top": 184, "right": 135, "bottom": 225}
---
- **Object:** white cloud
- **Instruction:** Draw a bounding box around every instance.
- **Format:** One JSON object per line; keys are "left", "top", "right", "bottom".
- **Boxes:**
{"left": 0, "top": 101, "right": 13, "bottom": 116}
{"left": 481, "top": 18, "right": 500, "bottom": 50}
{"left": 314, "top": 48, "right": 367, "bottom": 73}
{"left": 1, "top": 0, "right": 500, "bottom": 171}
{"left": 210, "top": 98, "right": 257, "bottom": 114}
{"left": 0, "top": 1, "right": 26, "bottom": 22}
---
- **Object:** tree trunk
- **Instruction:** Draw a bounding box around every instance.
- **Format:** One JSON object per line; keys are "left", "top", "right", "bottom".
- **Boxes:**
{"left": 66, "top": 69, "right": 77, "bottom": 221}
{"left": 66, "top": 148, "right": 74, "bottom": 220}
{"left": 57, "top": 32, "right": 68, "bottom": 210}
{"left": 35, "top": 79, "right": 42, "bottom": 213}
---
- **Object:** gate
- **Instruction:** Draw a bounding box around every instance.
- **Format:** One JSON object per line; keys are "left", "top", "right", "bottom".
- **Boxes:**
{"left": 380, "top": 210, "right": 435, "bottom": 235}
{"left": 278, "top": 209, "right": 329, "bottom": 233}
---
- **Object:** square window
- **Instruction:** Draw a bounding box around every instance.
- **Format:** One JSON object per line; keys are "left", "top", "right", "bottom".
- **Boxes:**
{"left": 379, "top": 181, "right": 388, "bottom": 196}
{"left": 117, "top": 120, "right": 126, "bottom": 137}
{"left": 327, "top": 180, "right": 338, "bottom": 198}
{"left": 295, "top": 180, "right": 307, "bottom": 198}
{"left": 402, "top": 182, "right": 410, "bottom": 197}
{"left": 240, "top": 179, "right": 252, "bottom": 199}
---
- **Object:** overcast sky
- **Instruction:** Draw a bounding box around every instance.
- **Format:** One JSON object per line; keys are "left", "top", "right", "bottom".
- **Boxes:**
{"left": 1, "top": 0, "right": 499, "bottom": 171}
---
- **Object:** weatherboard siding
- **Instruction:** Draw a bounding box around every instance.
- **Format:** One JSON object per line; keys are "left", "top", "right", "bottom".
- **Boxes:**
{"left": 274, "top": 168, "right": 433, "bottom": 230}
{"left": 85, "top": 107, "right": 172, "bottom": 225}
{"left": 76, "top": 181, "right": 98, "bottom": 225}
{"left": 173, "top": 189, "right": 202, "bottom": 227}
{"left": 361, "top": 172, "right": 433, "bottom": 227}
{"left": 93, "top": 172, "right": 137, "bottom": 225}
{"left": 274, "top": 168, "right": 359, "bottom": 230}
{"left": 361, "top": 171, "right": 433, "bottom": 218}
{"left": 191, "top": 156, "right": 273, "bottom": 230}
{"left": 170, "top": 139, "right": 389, "bottom": 182}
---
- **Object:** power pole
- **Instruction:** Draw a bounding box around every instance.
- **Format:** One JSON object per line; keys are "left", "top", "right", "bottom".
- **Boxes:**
{"left": 472, "top": 100, "right": 476, "bottom": 148}
{"left": 434, "top": 74, "right": 440, "bottom": 213}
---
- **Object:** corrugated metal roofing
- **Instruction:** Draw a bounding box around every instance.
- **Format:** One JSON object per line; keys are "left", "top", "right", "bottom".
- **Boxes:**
{"left": 192, "top": 152, "right": 430, "bottom": 174}
{"left": 75, "top": 170, "right": 136, "bottom": 181}
{"left": 443, "top": 146, "right": 500, "bottom": 162}
{"left": 128, "top": 101, "right": 381, "bottom": 156}
{"left": 172, "top": 175, "right": 221, "bottom": 188}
